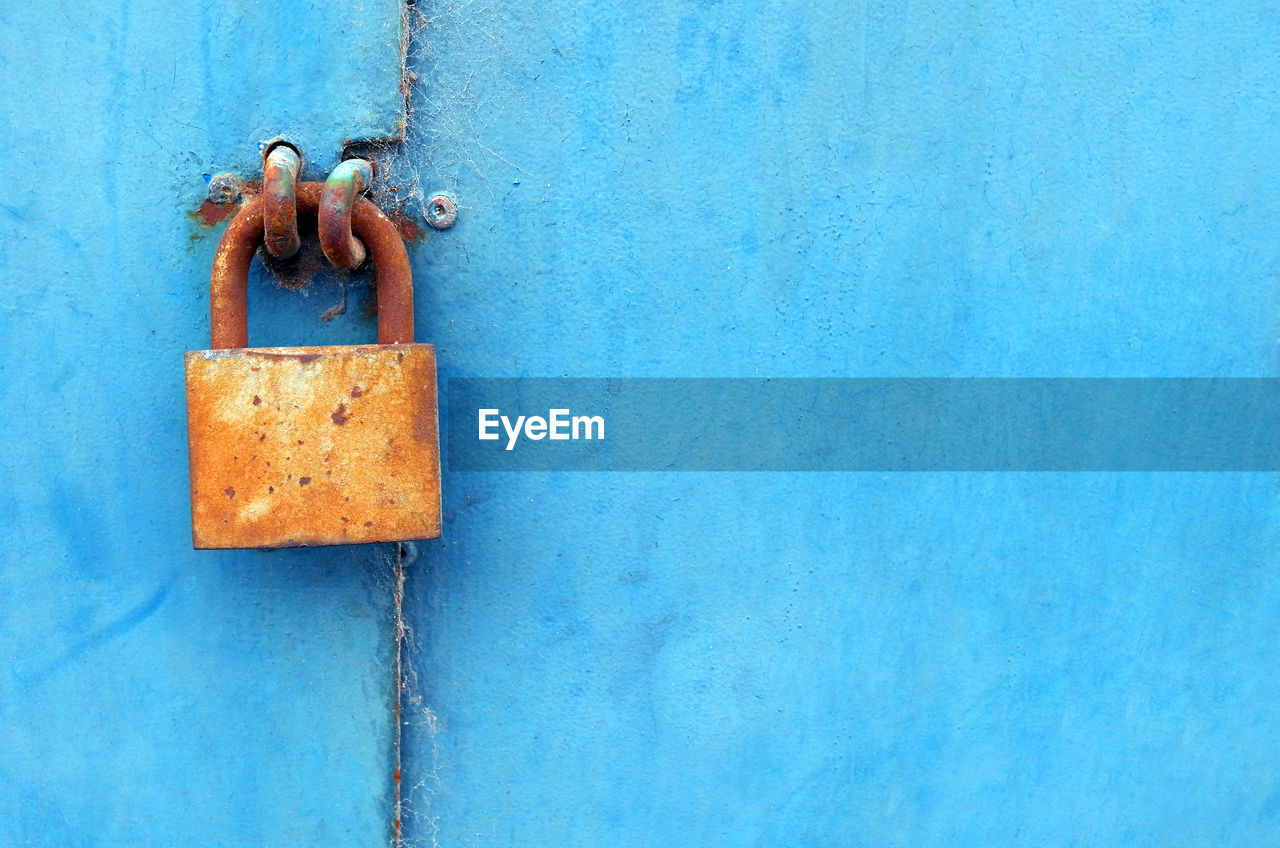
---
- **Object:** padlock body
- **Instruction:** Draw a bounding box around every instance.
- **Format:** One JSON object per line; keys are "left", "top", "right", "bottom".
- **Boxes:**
{"left": 185, "top": 344, "right": 441, "bottom": 549}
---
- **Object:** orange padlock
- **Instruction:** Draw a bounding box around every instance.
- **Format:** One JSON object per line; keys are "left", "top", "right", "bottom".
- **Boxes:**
{"left": 185, "top": 183, "right": 441, "bottom": 549}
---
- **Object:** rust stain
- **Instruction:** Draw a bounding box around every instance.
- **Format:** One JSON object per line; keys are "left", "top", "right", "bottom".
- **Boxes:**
{"left": 194, "top": 199, "right": 240, "bottom": 227}
{"left": 193, "top": 182, "right": 262, "bottom": 228}
{"left": 185, "top": 345, "right": 441, "bottom": 549}
{"left": 388, "top": 210, "right": 422, "bottom": 243}
{"left": 252, "top": 351, "right": 322, "bottom": 363}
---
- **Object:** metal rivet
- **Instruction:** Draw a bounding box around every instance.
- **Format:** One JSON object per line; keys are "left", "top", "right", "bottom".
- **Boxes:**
{"left": 424, "top": 194, "right": 457, "bottom": 230}
{"left": 207, "top": 173, "right": 245, "bottom": 204}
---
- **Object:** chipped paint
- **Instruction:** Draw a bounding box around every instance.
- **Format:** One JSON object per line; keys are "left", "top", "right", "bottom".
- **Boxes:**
{"left": 191, "top": 180, "right": 263, "bottom": 228}
{"left": 193, "top": 198, "right": 241, "bottom": 227}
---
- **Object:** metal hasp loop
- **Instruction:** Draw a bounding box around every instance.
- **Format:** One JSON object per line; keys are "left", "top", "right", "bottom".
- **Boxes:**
{"left": 209, "top": 182, "right": 414, "bottom": 349}
{"left": 319, "top": 158, "right": 375, "bottom": 271}
{"left": 261, "top": 144, "right": 302, "bottom": 258}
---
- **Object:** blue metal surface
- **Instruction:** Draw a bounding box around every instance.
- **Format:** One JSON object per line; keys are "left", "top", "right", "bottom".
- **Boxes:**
{"left": 4, "top": 0, "right": 1280, "bottom": 845}
{"left": 398, "top": 0, "right": 1280, "bottom": 845}
{"left": 0, "top": 0, "right": 407, "bottom": 844}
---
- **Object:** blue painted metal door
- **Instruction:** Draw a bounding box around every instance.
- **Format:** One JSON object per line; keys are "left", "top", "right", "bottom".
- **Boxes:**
{"left": 398, "top": 1, "right": 1280, "bottom": 846}
{"left": 5, "top": 0, "right": 1280, "bottom": 846}
{"left": 0, "top": 1, "right": 410, "bottom": 844}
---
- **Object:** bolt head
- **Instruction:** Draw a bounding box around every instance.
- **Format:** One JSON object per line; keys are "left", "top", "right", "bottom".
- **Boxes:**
{"left": 424, "top": 194, "right": 458, "bottom": 230}
{"left": 207, "top": 173, "right": 245, "bottom": 204}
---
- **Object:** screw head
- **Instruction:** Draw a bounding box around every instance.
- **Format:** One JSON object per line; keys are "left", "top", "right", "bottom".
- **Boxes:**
{"left": 424, "top": 194, "right": 458, "bottom": 230}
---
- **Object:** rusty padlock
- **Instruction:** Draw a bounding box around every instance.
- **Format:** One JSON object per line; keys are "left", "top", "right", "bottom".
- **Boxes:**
{"left": 185, "top": 183, "right": 441, "bottom": 549}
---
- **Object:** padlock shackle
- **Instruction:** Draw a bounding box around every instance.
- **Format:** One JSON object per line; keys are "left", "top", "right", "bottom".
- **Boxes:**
{"left": 210, "top": 182, "right": 414, "bottom": 349}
